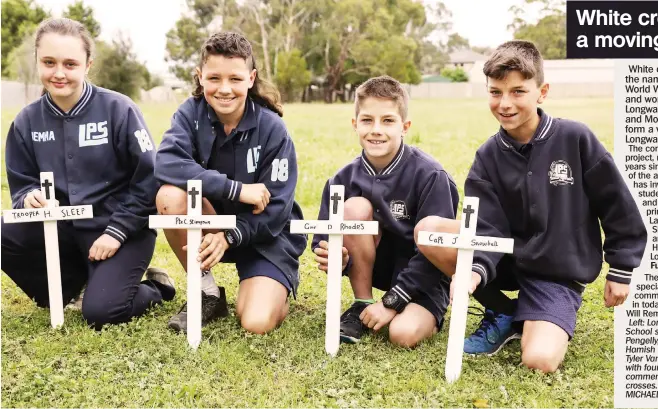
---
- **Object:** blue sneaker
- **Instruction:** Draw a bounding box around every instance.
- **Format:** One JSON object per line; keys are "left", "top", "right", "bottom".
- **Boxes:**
{"left": 463, "top": 308, "right": 521, "bottom": 355}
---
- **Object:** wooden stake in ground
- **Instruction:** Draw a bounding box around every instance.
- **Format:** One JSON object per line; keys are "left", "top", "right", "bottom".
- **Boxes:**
{"left": 416, "top": 196, "right": 514, "bottom": 383}
{"left": 290, "top": 185, "right": 378, "bottom": 356}
{"left": 3, "top": 172, "right": 93, "bottom": 328}
{"left": 149, "top": 180, "right": 236, "bottom": 349}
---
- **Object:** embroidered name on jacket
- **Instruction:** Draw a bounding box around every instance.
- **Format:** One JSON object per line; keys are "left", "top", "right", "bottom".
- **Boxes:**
{"left": 32, "top": 131, "right": 55, "bottom": 142}
{"left": 548, "top": 160, "right": 574, "bottom": 186}
{"left": 79, "top": 121, "right": 108, "bottom": 147}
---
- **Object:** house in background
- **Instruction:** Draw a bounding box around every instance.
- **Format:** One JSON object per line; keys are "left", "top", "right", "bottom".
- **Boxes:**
{"left": 445, "top": 49, "right": 488, "bottom": 72}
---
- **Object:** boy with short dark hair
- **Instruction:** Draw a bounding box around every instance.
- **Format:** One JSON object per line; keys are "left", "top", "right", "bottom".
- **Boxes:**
{"left": 418, "top": 40, "right": 647, "bottom": 372}
{"left": 311, "top": 76, "right": 459, "bottom": 347}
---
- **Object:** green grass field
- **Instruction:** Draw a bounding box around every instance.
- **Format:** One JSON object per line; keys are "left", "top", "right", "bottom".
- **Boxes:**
{"left": 2, "top": 98, "right": 616, "bottom": 408}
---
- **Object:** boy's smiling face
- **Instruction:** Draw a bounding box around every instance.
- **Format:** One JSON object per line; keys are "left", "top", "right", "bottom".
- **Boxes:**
{"left": 487, "top": 70, "right": 549, "bottom": 142}
{"left": 352, "top": 97, "right": 411, "bottom": 170}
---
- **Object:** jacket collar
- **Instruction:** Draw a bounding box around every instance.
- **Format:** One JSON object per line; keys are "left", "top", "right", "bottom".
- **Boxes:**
{"left": 360, "top": 142, "right": 407, "bottom": 176}
{"left": 207, "top": 97, "right": 259, "bottom": 132}
{"left": 497, "top": 108, "right": 554, "bottom": 150}
{"left": 44, "top": 81, "right": 94, "bottom": 117}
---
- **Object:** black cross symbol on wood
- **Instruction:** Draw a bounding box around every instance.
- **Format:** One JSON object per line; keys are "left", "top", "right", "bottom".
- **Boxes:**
{"left": 41, "top": 179, "right": 53, "bottom": 200}
{"left": 330, "top": 192, "right": 342, "bottom": 215}
{"left": 188, "top": 187, "right": 200, "bottom": 209}
{"left": 463, "top": 204, "right": 475, "bottom": 228}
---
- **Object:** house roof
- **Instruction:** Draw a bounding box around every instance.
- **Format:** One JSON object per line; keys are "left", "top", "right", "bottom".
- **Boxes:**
{"left": 449, "top": 49, "right": 488, "bottom": 64}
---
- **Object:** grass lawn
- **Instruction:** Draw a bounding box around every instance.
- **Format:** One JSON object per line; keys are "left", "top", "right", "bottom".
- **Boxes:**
{"left": 1, "top": 98, "right": 616, "bottom": 408}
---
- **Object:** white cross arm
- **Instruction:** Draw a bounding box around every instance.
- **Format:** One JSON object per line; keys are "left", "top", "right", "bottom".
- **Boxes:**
{"left": 3, "top": 205, "right": 93, "bottom": 223}
{"left": 149, "top": 215, "right": 236, "bottom": 230}
{"left": 290, "top": 220, "right": 378, "bottom": 235}
{"left": 417, "top": 232, "right": 514, "bottom": 254}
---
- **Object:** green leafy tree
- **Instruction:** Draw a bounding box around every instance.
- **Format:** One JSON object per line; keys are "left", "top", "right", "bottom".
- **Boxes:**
{"left": 62, "top": 0, "right": 101, "bottom": 38}
{"left": 509, "top": 0, "right": 566, "bottom": 59}
{"left": 446, "top": 33, "right": 469, "bottom": 52}
{"left": 137, "top": 63, "right": 164, "bottom": 90}
{"left": 91, "top": 35, "right": 144, "bottom": 99}
{"left": 441, "top": 66, "right": 468, "bottom": 82}
{"left": 6, "top": 31, "right": 40, "bottom": 101}
{"left": 275, "top": 48, "right": 311, "bottom": 102}
{"left": 1, "top": 0, "right": 49, "bottom": 77}
{"left": 165, "top": 0, "right": 232, "bottom": 83}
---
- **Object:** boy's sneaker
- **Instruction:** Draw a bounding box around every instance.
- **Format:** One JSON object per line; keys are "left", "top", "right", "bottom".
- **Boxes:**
{"left": 463, "top": 308, "right": 521, "bottom": 355}
{"left": 145, "top": 267, "right": 176, "bottom": 301}
{"left": 168, "top": 287, "right": 229, "bottom": 333}
{"left": 339, "top": 301, "right": 369, "bottom": 343}
{"left": 67, "top": 287, "right": 85, "bottom": 310}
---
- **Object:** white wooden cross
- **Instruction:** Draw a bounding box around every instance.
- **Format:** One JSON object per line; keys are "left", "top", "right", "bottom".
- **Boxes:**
{"left": 3, "top": 172, "right": 93, "bottom": 328}
{"left": 417, "top": 196, "right": 514, "bottom": 383}
{"left": 148, "top": 180, "right": 236, "bottom": 349}
{"left": 290, "top": 185, "right": 379, "bottom": 356}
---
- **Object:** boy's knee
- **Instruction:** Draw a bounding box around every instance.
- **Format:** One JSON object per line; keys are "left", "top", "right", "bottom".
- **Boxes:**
{"left": 344, "top": 197, "right": 374, "bottom": 221}
{"left": 240, "top": 307, "right": 279, "bottom": 335}
{"left": 81, "top": 299, "right": 130, "bottom": 330}
{"left": 388, "top": 320, "right": 425, "bottom": 348}
{"left": 414, "top": 216, "right": 459, "bottom": 244}
{"left": 521, "top": 347, "right": 562, "bottom": 373}
{"left": 156, "top": 185, "right": 187, "bottom": 215}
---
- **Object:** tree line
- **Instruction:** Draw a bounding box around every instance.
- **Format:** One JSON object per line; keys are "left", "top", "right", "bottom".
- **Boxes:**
{"left": 1, "top": 0, "right": 566, "bottom": 103}
{"left": 1, "top": 0, "right": 162, "bottom": 99}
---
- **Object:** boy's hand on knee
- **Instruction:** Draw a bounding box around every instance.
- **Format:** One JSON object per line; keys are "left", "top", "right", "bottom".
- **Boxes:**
{"left": 196, "top": 232, "right": 229, "bottom": 270}
{"left": 360, "top": 301, "right": 396, "bottom": 331}
{"left": 449, "top": 271, "right": 482, "bottom": 305}
{"left": 604, "top": 280, "right": 629, "bottom": 307}
{"left": 239, "top": 183, "right": 271, "bottom": 214}
{"left": 88, "top": 234, "right": 122, "bottom": 261}
{"left": 313, "top": 240, "right": 349, "bottom": 271}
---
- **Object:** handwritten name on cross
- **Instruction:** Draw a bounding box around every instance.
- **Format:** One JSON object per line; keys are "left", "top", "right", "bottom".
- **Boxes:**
{"left": 3, "top": 172, "right": 94, "bottom": 328}
{"left": 149, "top": 180, "right": 236, "bottom": 349}
{"left": 291, "top": 185, "right": 379, "bottom": 356}
{"left": 417, "top": 196, "right": 514, "bottom": 383}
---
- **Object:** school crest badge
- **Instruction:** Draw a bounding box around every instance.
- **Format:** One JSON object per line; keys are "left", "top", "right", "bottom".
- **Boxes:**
{"left": 548, "top": 160, "right": 574, "bottom": 186}
{"left": 389, "top": 200, "right": 410, "bottom": 220}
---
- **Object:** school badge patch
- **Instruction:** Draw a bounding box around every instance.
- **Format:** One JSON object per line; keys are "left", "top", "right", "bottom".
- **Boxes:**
{"left": 389, "top": 200, "right": 410, "bottom": 220}
{"left": 548, "top": 160, "right": 574, "bottom": 186}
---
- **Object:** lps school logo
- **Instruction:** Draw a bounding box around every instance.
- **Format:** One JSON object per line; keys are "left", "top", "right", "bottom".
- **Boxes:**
{"left": 389, "top": 200, "right": 410, "bottom": 220}
{"left": 79, "top": 121, "right": 108, "bottom": 147}
{"left": 548, "top": 160, "right": 574, "bottom": 186}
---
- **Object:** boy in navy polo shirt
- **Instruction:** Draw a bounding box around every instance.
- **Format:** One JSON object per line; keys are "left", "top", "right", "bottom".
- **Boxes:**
{"left": 312, "top": 76, "right": 459, "bottom": 347}
{"left": 417, "top": 40, "right": 647, "bottom": 372}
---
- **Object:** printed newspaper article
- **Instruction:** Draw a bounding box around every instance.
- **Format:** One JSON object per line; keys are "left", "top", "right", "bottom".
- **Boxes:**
{"left": 613, "top": 59, "right": 658, "bottom": 408}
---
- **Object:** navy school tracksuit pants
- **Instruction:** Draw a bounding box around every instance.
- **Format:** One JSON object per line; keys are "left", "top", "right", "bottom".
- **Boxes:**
{"left": 1, "top": 217, "right": 170, "bottom": 329}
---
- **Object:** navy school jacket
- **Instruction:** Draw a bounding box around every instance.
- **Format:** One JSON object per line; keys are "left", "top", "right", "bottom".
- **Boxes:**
{"left": 466, "top": 108, "right": 647, "bottom": 287}
{"left": 5, "top": 82, "right": 158, "bottom": 243}
{"left": 155, "top": 96, "right": 307, "bottom": 294}
{"left": 311, "top": 143, "right": 459, "bottom": 302}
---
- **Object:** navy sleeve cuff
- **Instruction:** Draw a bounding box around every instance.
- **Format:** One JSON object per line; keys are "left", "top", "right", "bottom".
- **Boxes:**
{"left": 390, "top": 284, "right": 412, "bottom": 304}
{"left": 471, "top": 262, "right": 488, "bottom": 287}
{"left": 223, "top": 179, "right": 242, "bottom": 202}
{"left": 104, "top": 224, "right": 128, "bottom": 244}
{"left": 224, "top": 227, "right": 243, "bottom": 248}
{"left": 606, "top": 266, "right": 633, "bottom": 285}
